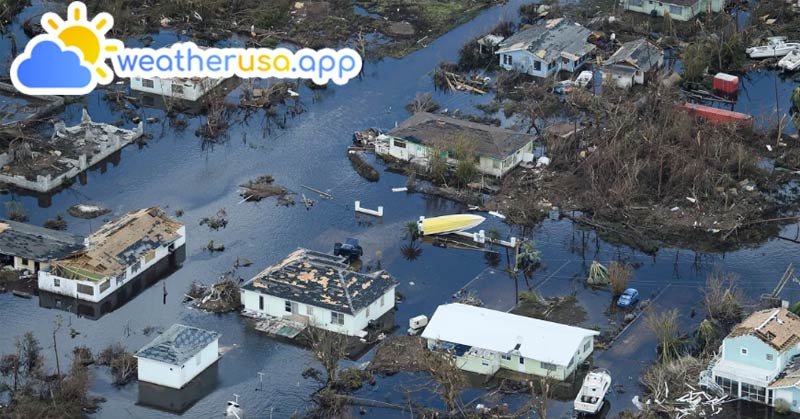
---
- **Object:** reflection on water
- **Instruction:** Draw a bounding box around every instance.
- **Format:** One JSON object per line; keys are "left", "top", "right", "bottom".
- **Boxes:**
{"left": 137, "top": 361, "right": 220, "bottom": 414}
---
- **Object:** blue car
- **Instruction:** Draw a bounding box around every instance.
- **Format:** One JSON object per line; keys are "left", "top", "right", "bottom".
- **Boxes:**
{"left": 617, "top": 288, "right": 639, "bottom": 308}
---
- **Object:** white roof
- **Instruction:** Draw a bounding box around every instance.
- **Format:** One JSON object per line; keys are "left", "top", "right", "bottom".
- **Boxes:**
{"left": 421, "top": 303, "right": 599, "bottom": 366}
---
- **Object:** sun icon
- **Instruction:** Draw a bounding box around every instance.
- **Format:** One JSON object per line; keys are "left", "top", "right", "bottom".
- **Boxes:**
{"left": 40, "top": 1, "right": 122, "bottom": 82}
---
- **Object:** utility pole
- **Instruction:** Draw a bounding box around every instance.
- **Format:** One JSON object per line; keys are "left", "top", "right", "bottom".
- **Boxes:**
{"left": 53, "top": 315, "right": 62, "bottom": 380}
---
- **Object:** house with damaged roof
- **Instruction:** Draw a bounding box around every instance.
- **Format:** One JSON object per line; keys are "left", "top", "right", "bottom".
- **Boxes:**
{"left": 241, "top": 248, "right": 398, "bottom": 337}
{"left": 709, "top": 308, "right": 800, "bottom": 412}
{"left": 621, "top": 0, "right": 727, "bottom": 21}
{"left": 601, "top": 39, "right": 664, "bottom": 89}
{"left": 38, "top": 207, "right": 185, "bottom": 319}
{"left": 0, "top": 219, "right": 84, "bottom": 273}
{"left": 375, "top": 112, "right": 537, "bottom": 178}
{"left": 495, "top": 18, "right": 595, "bottom": 79}
{"left": 135, "top": 324, "right": 220, "bottom": 390}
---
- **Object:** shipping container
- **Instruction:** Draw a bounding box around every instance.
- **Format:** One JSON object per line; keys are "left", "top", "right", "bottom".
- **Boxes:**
{"left": 713, "top": 73, "right": 739, "bottom": 95}
{"left": 681, "top": 103, "right": 753, "bottom": 128}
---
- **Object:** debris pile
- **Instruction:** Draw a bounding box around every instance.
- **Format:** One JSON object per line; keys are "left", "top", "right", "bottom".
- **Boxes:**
{"left": 186, "top": 275, "right": 241, "bottom": 313}
{"left": 67, "top": 204, "right": 110, "bottom": 219}
{"left": 239, "top": 175, "right": 293, "bottom": 205}
{"left": 347, "top": 151, "right": 380, "bottom": 182}
{"left": 200, "top": 208, "right": 228, "bottom": 230}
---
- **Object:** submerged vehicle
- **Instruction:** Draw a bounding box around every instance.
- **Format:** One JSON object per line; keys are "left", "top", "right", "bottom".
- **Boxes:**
{"left": 333, "top": 238, "right": 363, "bottom": 261}
{"left": 746, "top": 37, "right": 800, "bottom": 58}
{"left": 225, "top": 394, "right": 244, "bottom": 419}
{"left": 417, "top": 214, "right": 485, "bottom": 236}
{"left": 574, "top": 369, "right": 612, "bottom": 415}
{"left": 778, "top": 49, "right": 800, "bottom": 71}
{"left": 616, "top": 288, "right": 640, "bottom": 308}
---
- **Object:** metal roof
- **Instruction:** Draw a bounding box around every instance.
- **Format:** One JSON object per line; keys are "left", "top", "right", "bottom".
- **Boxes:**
{"left": 0, "top": 219, "right": 84, "bottom": 261}
{"left": 421, "top": 303, "right": 599, "bottom": 366}
{"left": 386, "top": 112, "right": 536, "bottom": 159}
{"left": 242, "top": 248, "right": 398, "bottom": 314}
{"left": 496, "top": 18, "right": 595, "bottom": 64}
{"left": 135, "top": 324, "right": 220, "bottom": 366}
{"left": 603, "top": 38, "right": 663, "bottom": 72}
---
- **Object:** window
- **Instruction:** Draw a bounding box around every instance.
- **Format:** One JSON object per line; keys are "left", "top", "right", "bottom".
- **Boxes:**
{"left": 584, "top": 341, "right": 591, "bottom": 352}
{"left": 53, "top": 278, "right": 60, "bottom": 287}
{"left": 534, "top": 60, "right": 541, "bottom": 71}
{"left": 669, "top": 4, "right": 682, "bottom": 14}
{"left": 629, "top": 0, "right": 643, "bottom": 5}
{"left": 285, "top": 300, "right": 292, "bottom": 313}
{"left": 307, "top": 305, "right": 314, "bottom": 316}
{"left": 503, "top": 54, "right": 512, "bottom": 65}
{"left": 331, "top": 311, "right": 344, "bottom": 325}
{"left": 741, "top": 383, "right": 767, "bottom": 403}
{"left": 548, "top": 61, "right": 556, "bottom": 70}
{"left": 519, "top": 356, "right": 525, "bottom": 365}
{"left": 131, "top": 261, "right": 141, "bottom": 273}
{"left": 501, "top": 354, "right": 512, "bottom": 361}
{"left": 393, "top": 140, "right": 406, "bottom": 149}
{"left": 77, "top": 284, "right": 94, "bottom": 296}
{"left": 492, "top": 159, "right": 500, "bottom": 169}
{"left": 540, "top": 362, "right": 557, "bottom": 371}
{"left": 716, "top": 376, "right": 739, "bottom": 395}
{"left": 115, "top": 275, "right": 123, "bottom": 286}
{"left": 172, "top": 84, "right": 184, "bottom": 94}
{"left": 142, "top": 78, "right": 154, "bottom": 88}
{"left": 380, "top": 294, "right": 385, "bottom": 307}
{"left": 259, "top": 295, "right": 264, "bottom": 310}
{"left": 740, "top": 347, "right": 748, "bottom": 356}
{"left": 766, "top": 353, "right": 774, "bottom": 361}
{"left": 99, "top": 280, "right": 110, "bottom": 293}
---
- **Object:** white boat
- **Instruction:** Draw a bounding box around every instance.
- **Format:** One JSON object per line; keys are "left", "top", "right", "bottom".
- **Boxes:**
{"left": 778, "top": 49, "right": 800, "bottom": 71}
{"left": 747, "top": 37, "right": 800, "bottom": 58}
{"left": 574, "top": 369, "right": 611, "bottom": 415}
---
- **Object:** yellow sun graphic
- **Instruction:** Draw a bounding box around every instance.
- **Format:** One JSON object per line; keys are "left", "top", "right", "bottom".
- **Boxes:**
{"left": 40, "top": 2, "right": 123, "bottom": 83}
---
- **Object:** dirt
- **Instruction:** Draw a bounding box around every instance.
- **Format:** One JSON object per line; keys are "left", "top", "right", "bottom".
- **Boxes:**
{"left": 512, "top": 294, "right": 588, "bottom": 326}
{"left": 369, "top": 335, "right": 431, "bottom": 374}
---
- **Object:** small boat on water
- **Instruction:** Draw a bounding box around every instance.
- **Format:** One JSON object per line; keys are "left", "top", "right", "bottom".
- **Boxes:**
{"left": 778, "top": 49, "right": 800, "bottom": 71}
{"left": 574, "top": 369, "right": 611, "bottom": 415}
{"left": 747, "top": 37, "right": 800, "bottom": 58}
{"left": 417, "top": 214, "right": 485, "bottom": 236}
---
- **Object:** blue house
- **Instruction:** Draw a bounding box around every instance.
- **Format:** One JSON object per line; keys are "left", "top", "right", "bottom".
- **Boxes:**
{"left": 495, "top": 18, "right": 595, "bottom": 79}
{"left": 710, "top": 308, "right": 800, "bottom": 413}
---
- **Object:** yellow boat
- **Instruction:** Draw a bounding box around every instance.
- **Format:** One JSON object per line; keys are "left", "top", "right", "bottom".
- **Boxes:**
{"left": 418, "top": 214, "right": 485, "bottom": 236}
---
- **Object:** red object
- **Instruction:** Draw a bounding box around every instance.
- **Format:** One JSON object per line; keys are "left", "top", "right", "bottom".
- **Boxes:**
{"left": 681, "top": 103, "right": 753, "bottom": 128}
{"left": 713, "top": 73, "right": 739, "bottom": 94}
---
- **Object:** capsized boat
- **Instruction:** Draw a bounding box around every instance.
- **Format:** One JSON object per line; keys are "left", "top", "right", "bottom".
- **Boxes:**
{"left": 417, "top": 214, "right": 485, "bottom": 236}
{"left": 778, "top": 49, "right": 800, "bottom": 71}
{"left": 574, "top": 369, "right": 611, "bottom": 415}
{"left": 747, "top": 37, "right": 800, "bottom": 58}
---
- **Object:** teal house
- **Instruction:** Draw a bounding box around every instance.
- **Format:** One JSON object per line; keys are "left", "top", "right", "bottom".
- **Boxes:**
{"left": 621, "top": 0, "right": 727, "bottom": 21}
{"left": 710, "top": 308, "right": 800, "bottom": 413}
{"left": 421, "top": 303, "right": 599, "bottom": 380}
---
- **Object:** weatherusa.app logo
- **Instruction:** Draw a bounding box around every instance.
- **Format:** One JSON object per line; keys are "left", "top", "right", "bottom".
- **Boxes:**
{"left": 11, "top": 1, "right": 122, "bottom": 95}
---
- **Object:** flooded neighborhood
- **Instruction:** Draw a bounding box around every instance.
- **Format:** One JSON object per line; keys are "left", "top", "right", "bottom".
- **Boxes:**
{"left": 0, "top": 0, "right": 799, "bottom": 418}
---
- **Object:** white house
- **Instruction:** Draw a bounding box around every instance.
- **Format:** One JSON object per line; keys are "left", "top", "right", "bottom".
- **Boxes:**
{"left": 422, "top": 303, "right": 599, "bottom": 380}
{"left": 495, "top": 18, "right": 595, "bottom": 79}
{"left": 601, "top": 39, "right": 664, "bottom": 89}
{"left": 241, "top": 248, "right": 398, "bottom": 337}
{"left": 130, "top": 76, "right": 224, "bottom": 101}
{"left": 38, "top": 208, "right": 185, "bottom": 307}
{"left": 621, "top": 0, "right": 727, "bottom": 21}
{"left": 135, "top": 324, "right": 221, "bottom": 389}
{"left": 709, "top": 308, "right": 800, "bottom": 413}
{"left": 375, "top": 112, "right": 536, "bottom": 178}
{"left": 0, "top": 219, "right": 84, "bottom": 273}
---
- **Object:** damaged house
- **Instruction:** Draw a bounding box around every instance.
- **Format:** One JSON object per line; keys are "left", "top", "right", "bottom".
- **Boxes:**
{"left": 621, "top": 0, "right": 727, "bottom": 21}
{"left": 131, "top": 76, "right": 224, "bottom": 102}
{"left": 0, "top": 219, "right": 84, "bottom": 273}
{"left": 240, "top": 248, "right": 398, "bottom": 337}
{"left": 422, "top": 303, "right": 599, "bottom": 379}
{"left": 709, "top": 308, "right": 800, "bottom": 413}
{"left": 375, "top": 112, "right": 537, "bottom": 178}
{"left": 38, "top": 207, "right": 185, "bottom": 319}
{"left": 601, "top": 38, "right": 664, "bottom": 89}
{"left": 495, "top": 18, "right": 595, "bottom": 79}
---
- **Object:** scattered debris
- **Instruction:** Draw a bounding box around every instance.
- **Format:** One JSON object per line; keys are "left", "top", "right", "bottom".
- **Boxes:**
{"left": 239, "top": 175, "right": 293, "bottom": 205}
{"left": 186, "top": 274, "right": 242, "bottom": 313}
{"left": 67, "top": 204, "right": 110, "bottom": 219}
{"left": 200, "top": 208, "right": 228, "bottom": 230}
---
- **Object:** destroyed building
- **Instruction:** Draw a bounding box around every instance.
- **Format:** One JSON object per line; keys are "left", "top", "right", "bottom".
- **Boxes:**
{"left": 38, "top": 207, "right": 185, "bottom": 319}
{"left": 241, "top": 248, "right": 398, "bottom": 337}
{"left": 601, "top": 38, "right": 665, "bottom": 89}
{"left": 495, "top": 18, "right": 595, "bottom": 78}
{"left": 0, "top": 219, "right": 84, "bottom": 273}
{"left": 0, "top": 109, "right": 143, "bottom": 193}
{"left": 375, "top": 112, "right": 537, "bottom": 178}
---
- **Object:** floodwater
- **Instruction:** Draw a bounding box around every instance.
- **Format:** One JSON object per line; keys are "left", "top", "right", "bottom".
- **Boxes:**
{"left": 0, "top": 1, "right": 798, "bottom": 418}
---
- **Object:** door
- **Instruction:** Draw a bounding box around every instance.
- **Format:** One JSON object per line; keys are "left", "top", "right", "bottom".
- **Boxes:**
{"left": 517, "top": 356, "right": 526, "bottom": 373}
{"left": 291, "top": 301, "right": 299, "bottom": 314}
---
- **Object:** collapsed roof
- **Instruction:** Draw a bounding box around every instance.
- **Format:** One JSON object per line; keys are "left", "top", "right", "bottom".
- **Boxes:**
{"left": 496, "top": 18, "right": 595, "bottom": 64}
{"left": 730, "top": 308, "right": 800, "bottom": 353}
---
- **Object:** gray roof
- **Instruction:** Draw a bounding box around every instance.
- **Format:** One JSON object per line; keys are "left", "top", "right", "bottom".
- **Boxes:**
{"left": 242, "top": 248, "right": 398, "bottom": 315}
{"left": 603, "top": 39, "right": 663, "bottom": 72}
{"left": 387, "top": 112, "right": 536, "bottom": 159}
{"left": 0, "top": 219, "right": 84, "bottom": 261}
{"left": 135, "top": 324, "right": 220, "bottom": 365}
{"left": 496, "top": 18, "right": 594, "bottom": 63}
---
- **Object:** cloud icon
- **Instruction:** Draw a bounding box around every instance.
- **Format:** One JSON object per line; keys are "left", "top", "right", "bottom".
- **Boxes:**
{"left": 12, "top": 39, "right": 93, "bottom": 95}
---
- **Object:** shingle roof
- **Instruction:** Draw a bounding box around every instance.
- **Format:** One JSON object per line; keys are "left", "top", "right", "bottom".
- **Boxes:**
{"left": 603, "top": 38, "right": 663, "bottom": 71}
{"left": 242, "top": 248, "right": 398, "bottom": 314}
{"left": 421, "top": 303, "right": 599, "bottom": 366}
{"left": 386, "top": 112, "right": 536, "bottom": 159}
{"left": 135, "top": 324, "right": 220, "bottom": 366}
{"left": 729, "top": 308, "right": 800, "bottom": 352}
{"left": 0, "top": 220, "right": 84, "bottom": 261}
{"left": 496, "top": 18, "right": 595, "bottom": 63}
